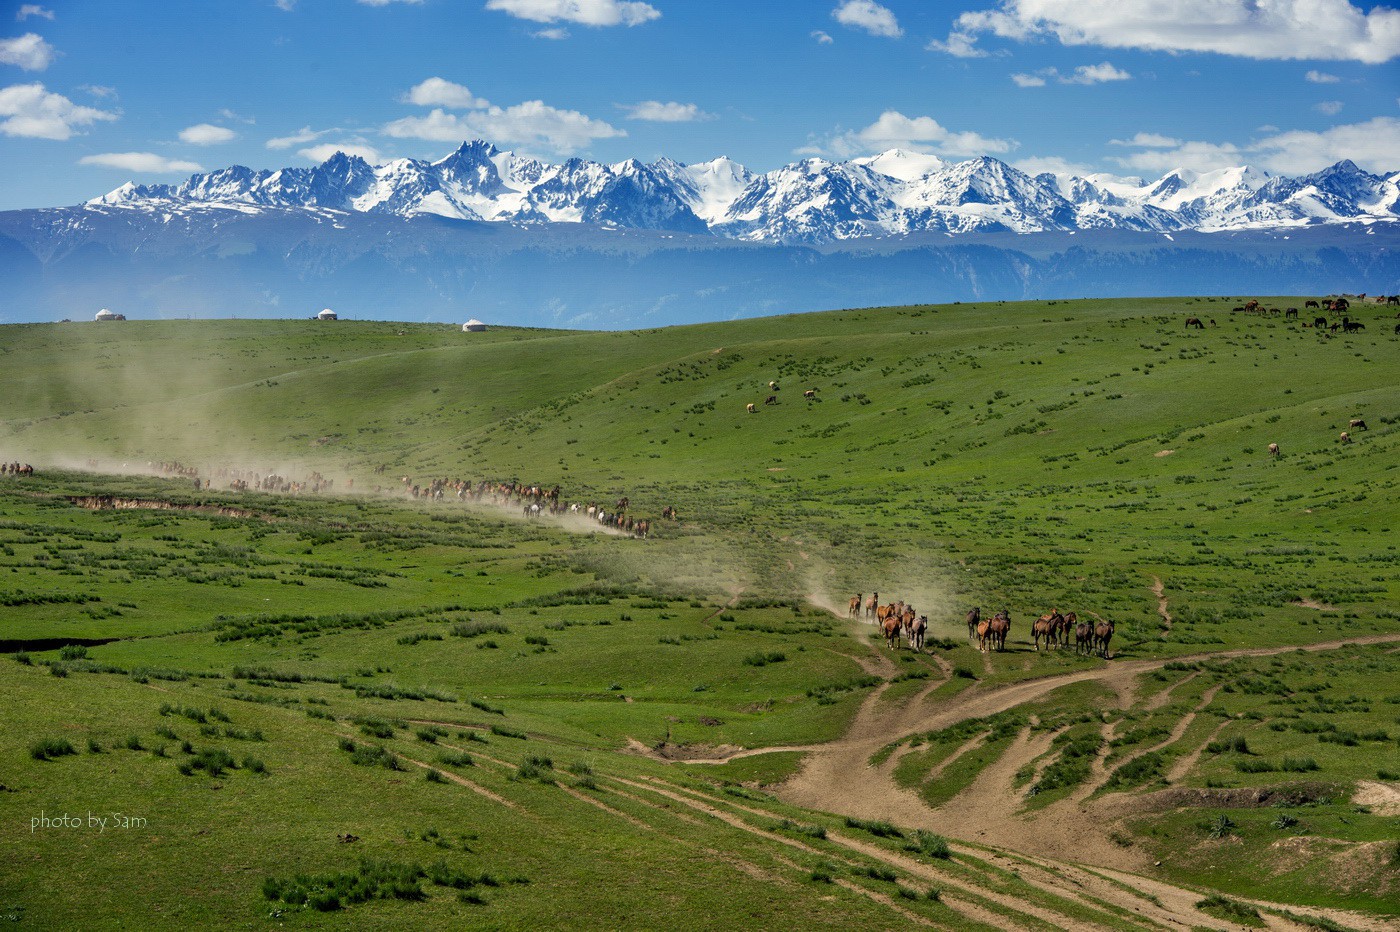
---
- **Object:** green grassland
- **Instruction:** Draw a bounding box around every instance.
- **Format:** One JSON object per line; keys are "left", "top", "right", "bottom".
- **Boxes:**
{"left": 1, "top": 296, "right": 1397, "bottom": 928}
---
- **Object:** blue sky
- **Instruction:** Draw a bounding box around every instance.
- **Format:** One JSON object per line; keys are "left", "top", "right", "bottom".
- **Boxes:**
{"left": 1, "top": 0, "right": 1397, "bottom": 210}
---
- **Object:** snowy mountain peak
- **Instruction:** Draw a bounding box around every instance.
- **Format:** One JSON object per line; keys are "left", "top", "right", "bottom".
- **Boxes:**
{"left": 81, "top": 141, "right": 1398, "bottom": 244}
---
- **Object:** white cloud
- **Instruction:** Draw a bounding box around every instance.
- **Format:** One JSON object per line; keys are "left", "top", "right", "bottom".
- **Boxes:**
{"left": 485, "top": 0, "right": 660, "bottom": 27}
{"left": 953, "top": 0, "right": 1400, "bottom": 64}
{"left": 620, "top": 100, "right": 713, "bottom": 122}
{"left": 832, "top": 0, "right": 902, "bottom": 38}
{"left": 1315, "top": 100, "right": 1344, "bottom": 115}
{"left": 1061, "top": 61, "right": 1130, "bottom": 84}
{"left": 926, "top": 31, "right": 987, "bottom": 57}
{"left": 1106, "top": 117, "right": 1400, "bottom": 175}
{"left": 178, "top": 123, "right": 236, "bottom": 145}
{"left": 806, "top": 109, "right": 1015, "bottom": 159}
{"left": 1109, "top": 132, "right": 1182, "bottom": 148}
{"left": 811, "top": 29, "right": 834, "bottom": 44}
{"left": 0, "top": 32, "right": 54, "bottom": 70}
{"left": 383, "top": 100, "right": 624, "bottom": 154}
{"left": 1013, "top": 63, "right": 1129, "bottom": 86}
{"left": 266, "top": 125, "right": 334, "bottom": 148}
{"left": 0, "top": 82, "right": 116, "bottom": 139}
{"left": 274, "top": 0, "right": 296, "bottom": 10}
{"left": 218, "top": 108, "right": 255, "bottom": 124}
{"left": 1305, "top": 69, "right": 1341, "bottom": 83}
{"left": 1012, "top": 154, "right": 1102, "bottom": 177}
{"left": 16, "top": 6, "right": 55, "bottom": 20}
{"left": 404, "top": 77, "right": 488, "bottom": 109}
{"left": 298, "top": 141, "right": 383, "bottom": 163}
{"left": 532, "top": 27, "right": 570, "bottom": 38}
{"left": 79, "top": 152, "right": 202, "bottom": 173}
{"left": 79, "top": 83, "right": 117, "bottom": 99}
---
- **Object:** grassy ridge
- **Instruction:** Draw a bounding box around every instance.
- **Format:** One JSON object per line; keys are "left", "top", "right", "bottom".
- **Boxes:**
{"left": 1, "top": 297, "right": 1398, "bottom": 927}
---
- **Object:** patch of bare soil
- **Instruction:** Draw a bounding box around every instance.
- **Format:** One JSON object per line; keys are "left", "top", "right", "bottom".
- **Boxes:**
{"left": 1353, "top": 780, "right": 1400, "bottom": 816}
{"left": 68, "top": 495, "right": 257, "bottom": 519}
{"left": 1154, "top": 449, "right": 1174, "bottom": 457}
{"left": 1149, "top": 575, "right": 1173, "bottom": 630}
{"left": 1291, "top": 598, "right": 1340, "bottom": 611}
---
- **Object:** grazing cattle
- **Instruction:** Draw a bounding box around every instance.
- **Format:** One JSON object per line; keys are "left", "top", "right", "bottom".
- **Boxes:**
{"left": 1305, "top": 300, "right": 1320, "bottom": 309}
{"left": 1093, "top": 619, "right": 1115, "bottom": 659}
{"left": 1268, "top": 442, "right": 1279, "bottom": 456}
{"left": 1349, "top": 419, "right": 1367, "bottom": 431}
{"left": 1340, "top": 431, "right": 1351, "bottom": 444}
{"left": 965, "top": 607, "right": 981, "bottom": 643}
{"left": 909, "top": 615, "right": 928, "bottom": 651}
{"left": 764, "top": 395, "right": 778, "bottom": 405}
{"left": 1185, "top": 317, "right": 1204, "bottom": 329}
{"left": 988, "top": 610, "right": 1010, "bottom": 652}
{"left": 746, "top": 403, "right": 756, "bottom": 414}
{"left": 1285, "top": 308, "right": 1298, "bottom": 319}
{"left": 803, "top": 389, "right": 816, "bottom": 399}
{"left": 1075, "top": 619, "right": 1094, "bottom": 655}
{"left": 866, "top": 592, "right": 879, "bottom": 620}
{"left": 883, "top": 615, "right": 902, "bottom": 650}
{"left": 848, "top": 594, "right": 862, "bottom": 619}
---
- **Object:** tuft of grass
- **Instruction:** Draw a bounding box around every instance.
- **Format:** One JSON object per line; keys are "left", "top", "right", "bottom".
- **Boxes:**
{"left": 844, "top": 816, "right": 903, "bottom": 839}
{"left": 29, "top": 737, "right": 77, "bottom": 761}
{"left": 490, "top": 725, "right": 526, "bottom": 740}
{"left": 1195, "top": 893, "right": 1263, "bottom": 926}
{"left": 903, "top": 830, "right": 951, "bottom": 859}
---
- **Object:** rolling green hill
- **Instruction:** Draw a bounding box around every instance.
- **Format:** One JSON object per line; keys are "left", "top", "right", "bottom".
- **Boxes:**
{"left": 2, "top": 298, "right": 1398, "bottom": 929}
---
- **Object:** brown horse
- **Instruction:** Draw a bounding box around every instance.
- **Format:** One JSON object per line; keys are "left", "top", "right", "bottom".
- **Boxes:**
{"left": 908, "top": 615, "right": 927, "bottom": 651}
{"left": 1094, "top": 618, "right": 1115, "bottom": 659}
{"left": 1185, "top": 317, "right": 1204, "bottom": 329}
{"left": 976, "top": 614, "right": 993, "bottom": 653}
{"left": 988, "top": 610, "right": 1010, "bottom": 652}
{"left": 1074, "top": 619, "right": 1093, "bottom": 655}
{"left": 965, "top": 607, "right": 980, "bottom": 643}
{"left": 1058, "top": 611, "right": 1077, "bottom": 649}
{"left": 866, "top": 592, "right": 879, "bottom": 621}
{"left": 1032, "top": 611, "right": 1062, "bottom": 651}
{"left": 883, "top": 615, "right": 902, "bottom": 650}
{"left": 848, "top": 594, "right": 862, "bottom": 619}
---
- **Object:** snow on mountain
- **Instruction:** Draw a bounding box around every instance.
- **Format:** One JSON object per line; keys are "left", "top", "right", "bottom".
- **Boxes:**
{"left": 84, "top": 141, "right": 1399, "bottom": 244}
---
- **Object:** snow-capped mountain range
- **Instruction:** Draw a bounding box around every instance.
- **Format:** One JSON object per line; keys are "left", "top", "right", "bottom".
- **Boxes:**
{"left": 86, "top": 140, "right": 1400, "bottom": 245}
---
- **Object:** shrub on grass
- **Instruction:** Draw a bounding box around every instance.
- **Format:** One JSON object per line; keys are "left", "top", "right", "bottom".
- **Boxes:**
{"left": 13, "top": 652, "right": 31, "bottom": 665}
{"left": 124, "top": 735, "right": 144, "bottom": 751}
{"left": 29, "top": 738, "right": 77, "bottom": 761}
{"left": 490, "top": 725, "right": 526, "bottom": 740}
{"left": 190, "top": 748, "right": 236, "bottom": 776}
{"left": 844, "top": 817, "right": 903, "bottom": 838}
{"left": 450, "top": 621, "right": 509, "bottom": 639}
{"left": 1235, "top": 758, "right": 1276, "bottom": 773}
{"left": 953, "top": 666, "right": 978, "bottom": 680}
{"left": 437, "top": 751, "right": 473, "bottom": 768}
{"left": 1280, "top": 756, "right": 1319, "bottom": 773}
{"left": 59, "top": 645, "right": 88, "bottom": 661}
{"left": 1206, "top": 814, "right": 1236, "bottom": 839}
{"left": 1206, "top": 735, "right": 1252, "bottom": 755}
{"left": 243, "top": 756, "right": 268, "bottom": 775}
{"left": 742, "top": 651, "right": 786, "bottom": 667}
{"left": 1195, "top": 893, "right": 1261, "bottom": 924}
{"left": 859, "top": 865, "right": 898, "bottom": 883}
{"left": 1271, "top": 813, "right": 1298, "bottom": 830}
{"left": 425, "top": 769, "right": 447, "bottom": 783}
{"left": 86, "top": 738, "right": 102, "bottom": 754}
{"left": 415, "top": 729, "right": 439, "bottom": 744}
{"left": 470, "top": 699, "right": 504, "bottom": 716}
{"left": 808, "top": 870, "right": 833, "bottom": 883}
{"left": 903, "top": 830, "right": 951, "bottom": 859}
{"left": 356, "top": 718, "right": 396, "bottom": 739}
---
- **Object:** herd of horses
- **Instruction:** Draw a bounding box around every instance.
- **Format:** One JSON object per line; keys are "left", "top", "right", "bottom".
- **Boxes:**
{"left": 2, "top": 461, "right": 35, "bottom": 476}
{"left": 1223, "top": 295, "right": 1399, "bottom": 334}
{"left": 846, "top": 595, "right": 1117, "bottom": 659}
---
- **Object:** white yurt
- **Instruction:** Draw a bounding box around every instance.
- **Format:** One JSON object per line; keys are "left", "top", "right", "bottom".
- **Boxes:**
{"left": 462, "top": 318, "right": 486, "bottom": 332}
{"left": 317, "top": 308, "right": 338, "bottom": 321}
{"left": 95, "top": 308, "right": 121, "bottom": 321}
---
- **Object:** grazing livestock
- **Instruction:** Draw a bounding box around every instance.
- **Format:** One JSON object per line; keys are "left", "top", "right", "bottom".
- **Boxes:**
{"left": 769, "top": 381, "right": 779, "bottom": 391}
{"left": 909, "top": 615, "right": 928, "bottom": 651}
{"left": 1343, "top": 320, "right": 1365, "bottom": 333}
{"left": 1314, "top": 317, "right": 1327, "bottom": 328}
{"left": 988, "top": 610, "right": 1010, "bottom": 652}
{"left": 1185, "top": 317, "right": 1204, "bottom": 329}
{"left": 1340, "top": 431, "right": 1351, "bottom": 443}
{"left": 746, "top": 403, "right": 756, "bottom": 414}
{"left": 1268, "top": 442, "right": 1279, "bottom": 456}
{"left": 1389, "top": 295, "right": 1400, "bottom": 305}
{"left": 1033, "top": 611, "right": 1063, "bottom": 651}
{"left": 1349, "top": 419, "right": 1368, "bottom": 431}
{"left": 1305, "top": 300, "right": 1320, "bottom": 309}
{"left": 1285, "top": 308, "right": 1298, "bottom": 319}
{"left": 883, "top": 615, "right": 902, "bottom": 650}
{"left": 1093, "top": 619, "right": 1115, "bottom": 659}
{"left": 1075, "top": 619, "right": 1093, "bottom": 655}
{"left": 1058, "top": 612, "right": 1077, "bottom": 649}
{"left": 803, "top": 389, "right": 816, "bottom": 399}
{"left": 764, "top": 395, "right": 778, "bottom": 405}
{"left": 1244, "top": 299, "right": 1259, "bottom": 312}
{"left": 965, "top": 607, "right": 981, "bottom": 643}
{"left": 849, "top": 594, "right": 862, "bottom": 619}
{"left": 976, "top": 613, "right": 994, "bottom": 653}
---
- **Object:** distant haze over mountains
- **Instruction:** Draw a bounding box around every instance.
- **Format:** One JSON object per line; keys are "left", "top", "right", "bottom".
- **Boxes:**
{"left": 1, "top": 140, "right": 1396, "bottom": 328}
{"left": 84, "top": 140, "right": 1400, "bottom": 245}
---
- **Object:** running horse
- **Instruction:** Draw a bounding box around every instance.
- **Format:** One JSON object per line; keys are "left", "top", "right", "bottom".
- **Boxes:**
{"left": 965, "top": 607, "right": 980, "bottom": 643}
